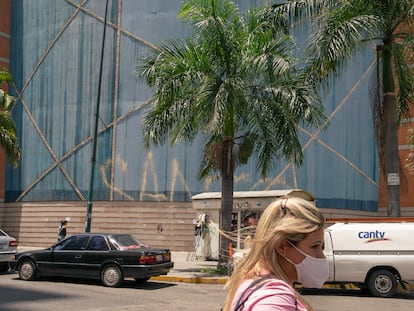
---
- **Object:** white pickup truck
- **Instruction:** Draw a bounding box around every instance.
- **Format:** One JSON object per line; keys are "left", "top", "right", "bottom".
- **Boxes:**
{"left": 324, "top": 218, "right": 414, "bottom": 297}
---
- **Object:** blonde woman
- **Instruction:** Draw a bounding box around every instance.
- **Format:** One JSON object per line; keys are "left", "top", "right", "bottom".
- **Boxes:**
{"left": 222, "top": 197, "right": 328, "bottom": 311}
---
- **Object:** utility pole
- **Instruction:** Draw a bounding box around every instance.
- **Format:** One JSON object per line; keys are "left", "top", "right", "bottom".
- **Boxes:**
{"left": 85, "top": 0, "right": 109, "bottom": 232}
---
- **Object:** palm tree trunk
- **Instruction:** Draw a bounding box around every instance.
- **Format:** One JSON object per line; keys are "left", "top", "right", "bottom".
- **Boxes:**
{"left": 383, "top": 93, "right": 401, "bottom": 217}
{"left": 219, "top": 137, "right": 234, "bottom": 268}
{"left": 382, "top": 46, "right": 401, "bottom": 217}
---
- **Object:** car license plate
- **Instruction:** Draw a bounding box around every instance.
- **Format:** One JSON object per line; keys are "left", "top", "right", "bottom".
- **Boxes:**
{"left": 156, "top": 255, "right": 162, "bottom": 261}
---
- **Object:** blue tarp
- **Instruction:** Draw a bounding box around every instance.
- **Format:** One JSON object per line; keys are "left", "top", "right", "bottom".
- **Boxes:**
{"left": 7, "top": 0, "right": 378, "bottom": 211}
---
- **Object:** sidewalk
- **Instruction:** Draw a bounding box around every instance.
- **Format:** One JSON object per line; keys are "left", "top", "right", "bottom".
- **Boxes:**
{"left": 152, "top": 251, "right": 228, "bottom": 285}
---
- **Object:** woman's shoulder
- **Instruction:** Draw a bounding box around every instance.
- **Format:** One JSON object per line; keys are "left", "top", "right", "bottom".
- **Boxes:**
{"left": 239, "top": 276, "right": 293, "bottom": 291}
{"left": 257, "top": 277, "right": 295, "bottom": 294}
{"left": 245, "top": 278, "right": 302, "bottom": 310}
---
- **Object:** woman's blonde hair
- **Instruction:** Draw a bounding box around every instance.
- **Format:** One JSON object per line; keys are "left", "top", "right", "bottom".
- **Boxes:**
{"left": 222, "top": 196, "right": 324, "bottom": 311}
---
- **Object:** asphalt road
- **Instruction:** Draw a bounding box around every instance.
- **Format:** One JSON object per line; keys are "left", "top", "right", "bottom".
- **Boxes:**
{"left": 0, "top": 271, "right": 226, "bottom": 311}
{"left": 303, "top": 287, "right": 414, "bottom": 311}
{"left": 1, "top": 271, "right": 414, "bottom": 311}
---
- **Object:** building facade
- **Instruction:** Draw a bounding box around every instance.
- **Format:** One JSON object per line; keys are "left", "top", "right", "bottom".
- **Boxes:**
{"left": 1, "top": 0, "right": 413, "bottom": 250}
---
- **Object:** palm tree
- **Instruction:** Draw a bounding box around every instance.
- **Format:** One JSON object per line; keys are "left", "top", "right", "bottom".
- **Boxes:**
{"left": 136, "top": 0, "right": 326, "bottom": 263}
{"left": 274, "top": 0, "right": 414, "bottom": 216}
{"left": 0, "top": 68, "right": 21, "bottom": 166}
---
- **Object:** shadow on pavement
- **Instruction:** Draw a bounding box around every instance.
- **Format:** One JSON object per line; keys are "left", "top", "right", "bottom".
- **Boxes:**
{"left": 9, "top": 273, "right": 176, "bottom": 290}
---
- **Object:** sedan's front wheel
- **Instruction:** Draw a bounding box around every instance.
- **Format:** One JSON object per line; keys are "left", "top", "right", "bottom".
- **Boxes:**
{"left": 18, "top": 259, "right": 37, "bottom": 281}
{"left": 101, "top": 265, "right": 123, "bottom": 287}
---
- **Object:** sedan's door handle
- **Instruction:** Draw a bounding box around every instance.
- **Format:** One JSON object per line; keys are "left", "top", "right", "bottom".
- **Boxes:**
{"left": 75, "top": 255, "right": 82, "bottom": 259}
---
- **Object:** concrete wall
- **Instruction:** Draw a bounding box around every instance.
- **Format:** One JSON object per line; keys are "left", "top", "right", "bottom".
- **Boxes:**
{"left": 0, "top": 201, "right": 199, "bottom": 251}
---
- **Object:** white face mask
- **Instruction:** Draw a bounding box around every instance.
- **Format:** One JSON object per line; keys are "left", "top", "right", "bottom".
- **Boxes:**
{"left": 283, "top": 241, "right": 329, "bottom": 288}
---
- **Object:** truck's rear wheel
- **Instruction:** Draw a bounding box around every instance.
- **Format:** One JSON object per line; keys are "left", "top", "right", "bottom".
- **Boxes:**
{"left": 367, "top": 269, "right": 397, "bottom": 298}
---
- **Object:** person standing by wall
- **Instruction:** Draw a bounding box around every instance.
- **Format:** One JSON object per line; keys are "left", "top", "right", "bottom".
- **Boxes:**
{"left": 58, "top": 220, "right": 68, "bottom": 242}
{"left": 242, "top": 211, "right": 258, "bottom": 249}
{"left": 243, "top": 212, "right": 258, "bottom": 228}
{"left": 222, "top": 197, "right": 328, "bottom": 311}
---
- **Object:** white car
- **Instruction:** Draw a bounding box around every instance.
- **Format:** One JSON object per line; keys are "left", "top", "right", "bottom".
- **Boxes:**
{"left": 0, "top": 229, "right": 17, "bottom": 272}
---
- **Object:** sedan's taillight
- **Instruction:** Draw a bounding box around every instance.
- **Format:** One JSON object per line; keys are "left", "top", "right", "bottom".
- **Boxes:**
{"left": 140, "top": 255, "right": 157, "bottom": 264}
{"left": 139, "top": 252, "right": 170, "bottom": 264}
{"left": 9, "top": 240, "right": 18, "bottom": 247}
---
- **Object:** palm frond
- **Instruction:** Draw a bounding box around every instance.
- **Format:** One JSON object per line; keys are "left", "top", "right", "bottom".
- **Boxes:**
{"left": 266, "top": 0, "right": 338, "bottom": 24}
{"left": 306, "top": 1, "right": 382, "bottom": 83}
{"left": 0, "top": 68, "right": 13, "bottom": 84}
{"left": 179, "top": 0, "right": 238, "bottom": 25}
{"left": 0, "top": 69, "right": 20, "bottom": 166}
{"left": 0, "top": 89, "right": 15, "bottom": 111}
{"left": 0, "top": 111, "right": 21, "bottom": 166}
{"left": 392, "top": 41, "right": 414, "bottom": 119}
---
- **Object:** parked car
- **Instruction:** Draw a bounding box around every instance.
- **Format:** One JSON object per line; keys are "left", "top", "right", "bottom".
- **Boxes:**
{"left": 11, "top": 233, "right": 174, "bottom": 287}
{"left": 0, "top": 229, "right": 18, "bottom": 272}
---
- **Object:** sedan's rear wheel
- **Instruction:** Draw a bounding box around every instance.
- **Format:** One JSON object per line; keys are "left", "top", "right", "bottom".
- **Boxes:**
{"left": 101, "top": 265, "right": 123, "bottom": 287}
{"left": 18, "top": 259, "right": 37, "bottom": 281}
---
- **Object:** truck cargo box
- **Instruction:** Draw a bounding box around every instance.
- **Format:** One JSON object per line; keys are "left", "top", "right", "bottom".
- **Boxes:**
{"left": 326, "top": 222, "right": 414, "bottom": 251}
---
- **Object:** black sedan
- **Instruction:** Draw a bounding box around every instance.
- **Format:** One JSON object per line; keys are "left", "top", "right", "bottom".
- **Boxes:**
{"left": 11, "top": 233, "right": 174, "bottom": 287}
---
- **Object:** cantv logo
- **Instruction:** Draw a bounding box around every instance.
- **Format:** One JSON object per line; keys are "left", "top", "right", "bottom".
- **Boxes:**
{"left": 358, "top": 230, "right": 391, "bottom": 243}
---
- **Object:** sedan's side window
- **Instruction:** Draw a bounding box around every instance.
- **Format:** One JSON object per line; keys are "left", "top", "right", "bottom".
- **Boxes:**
{"left": 60, "top": 235, "right": 90, "bottom": 250}
{"left": 87, "top": 236, "right": 109, "bottom": 251}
